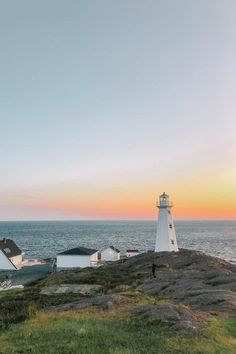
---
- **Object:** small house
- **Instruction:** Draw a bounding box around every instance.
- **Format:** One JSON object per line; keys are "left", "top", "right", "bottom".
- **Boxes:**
{"left": 57, "top": 246, "right": 99, "bottom": 269}
{"left": 0, "top": 238, "right": 23, "bottom": 270}
{"left": 126, "top": 249, "right": 139, "bottom": 258}
{"left": 101, "top": 246, "right": 120, "bottom": 262}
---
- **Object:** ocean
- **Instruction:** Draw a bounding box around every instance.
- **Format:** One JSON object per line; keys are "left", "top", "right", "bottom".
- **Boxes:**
{"left": 0, "top": 220, "right": 235, "bottom": 263}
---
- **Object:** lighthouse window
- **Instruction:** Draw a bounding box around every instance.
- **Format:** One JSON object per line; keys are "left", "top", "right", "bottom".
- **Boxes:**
{"left": 169, "top": 224, "right": 172, "bottom": 229}
{"left": 168, "top": 211, "right": 171, "bottom": 215}
{"left": 171, "top": 240, "right": 174, "bottom": 245}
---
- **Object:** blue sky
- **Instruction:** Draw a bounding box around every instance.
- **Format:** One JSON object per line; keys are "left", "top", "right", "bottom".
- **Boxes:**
{"left": 0, "top": 1, "right": 235, "bottom": 220}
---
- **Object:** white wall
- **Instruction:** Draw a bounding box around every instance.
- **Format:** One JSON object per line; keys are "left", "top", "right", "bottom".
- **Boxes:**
{"left": 90, "top": 252, "right": 99, "bottom": 262}
{"left": 10, "top": 254, "right": 22, "bottom": 269}
{"left": 57, "top": 255, "right": 90, "bottom": 268}
{"left": 0, "top": 250, "right": 16, "bottom": 270}
{"left": 126, "top": 251, "right": 139, "bottom": 258}
{"left": 101, "top": 248, "right": 120, "bottom": 261}
{"left": 57, "top": 253, "right": 99, "bottom": 268}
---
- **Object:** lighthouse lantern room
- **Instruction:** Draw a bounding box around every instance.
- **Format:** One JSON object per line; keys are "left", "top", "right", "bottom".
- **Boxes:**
{"left": 155, "top": 192, "right": 178, "bottom": 252}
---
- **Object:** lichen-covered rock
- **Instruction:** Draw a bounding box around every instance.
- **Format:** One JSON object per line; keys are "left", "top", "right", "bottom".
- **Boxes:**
{"left": 40, "top": 284, "right": 103, "bottom": 296}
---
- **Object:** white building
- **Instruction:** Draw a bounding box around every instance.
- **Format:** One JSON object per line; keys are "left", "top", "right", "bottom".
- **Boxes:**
{"left": 101, "top": 246, "right": 120, "bottom": 262}
{"left": 155, "top": 192, "right": 178, "bottom": 252}
{"left": 0, "top": 239, "right": 23, "bottom": 270}
{"left": 126, "top": 249, "right": 139, "bottom": 258}
{"left": 57, "top": 247, "right": 99, "bottom": 269}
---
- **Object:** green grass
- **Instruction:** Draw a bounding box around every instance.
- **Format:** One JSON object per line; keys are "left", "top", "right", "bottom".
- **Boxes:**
{"left": 0, "top": 312, "right": 236, "bottom": 354}
{"left": 0, "top": 313, "right": 168, "bottom": 354}
{"left": 223, "top": 317, "right": 236, "bottom": 338}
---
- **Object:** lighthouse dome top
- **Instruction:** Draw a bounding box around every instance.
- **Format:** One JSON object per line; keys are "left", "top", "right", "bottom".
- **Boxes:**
{"left": 157, "top": 192, "right": 173, "bottom": 208}
{"left": 160, "top": 192, "right": 169, "bottom": 199}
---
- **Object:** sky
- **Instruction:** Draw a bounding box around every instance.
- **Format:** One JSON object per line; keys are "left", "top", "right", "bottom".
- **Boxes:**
{"left": 0, "top": 0, "right": 235, "bottom": 220}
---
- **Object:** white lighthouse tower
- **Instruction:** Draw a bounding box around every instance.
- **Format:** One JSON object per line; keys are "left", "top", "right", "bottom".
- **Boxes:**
{"left": 155, "top": 192, "right": 178, "bottom": 252}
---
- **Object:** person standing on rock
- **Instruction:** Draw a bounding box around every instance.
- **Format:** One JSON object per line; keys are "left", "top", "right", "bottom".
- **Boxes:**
{"left": 152, "top": 263, "right": 157, "bottom": 278}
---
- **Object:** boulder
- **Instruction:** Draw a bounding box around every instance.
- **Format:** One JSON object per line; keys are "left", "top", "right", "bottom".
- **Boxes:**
{"left": 132, "top": 303, "right": 206, "bottom": 332}
{"left": 45, "top": 294, "right": 132, "bottom": 313}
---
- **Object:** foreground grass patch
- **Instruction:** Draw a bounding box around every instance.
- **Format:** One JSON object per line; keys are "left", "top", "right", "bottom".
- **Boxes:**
{"left": 0, "top": 312, "right": 236, "bottom": 354}
{"left": 0, "top": 312, "right": 169, "bottom": 354}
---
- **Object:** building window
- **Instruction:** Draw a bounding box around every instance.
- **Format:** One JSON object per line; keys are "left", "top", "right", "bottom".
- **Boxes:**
{"left": 171, "top": 240, "right": 174, "bottom": 245}
{"left": 169, "top": 224, "right": 172, "bottom": 229}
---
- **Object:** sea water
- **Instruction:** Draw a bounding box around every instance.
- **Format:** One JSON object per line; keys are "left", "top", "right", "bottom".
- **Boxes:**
{"left": 0, "top": 220, "right": 235, "bottom": 263}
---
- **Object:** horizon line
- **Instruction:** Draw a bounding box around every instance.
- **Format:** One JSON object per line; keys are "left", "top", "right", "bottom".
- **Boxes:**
{"left": 0, "top": 218, "right": 236, "bottom": 222}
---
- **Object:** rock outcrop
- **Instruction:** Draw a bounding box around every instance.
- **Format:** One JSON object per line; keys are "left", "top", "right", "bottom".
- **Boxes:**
{"left": 131, "top": 250, "right": 236, "bottom": 316}
{"left": 132, "top": 303, "right": 206, "bottom": 332}
{"left": 40, "top": 284, "right": 103, "bottom": 296}
{"left": 45, "top": 293, "right": 132, "bottom": 313}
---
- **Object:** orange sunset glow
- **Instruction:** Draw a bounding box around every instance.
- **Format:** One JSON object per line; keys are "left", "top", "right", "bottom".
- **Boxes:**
{"left": 4, "top": 167, "right": 235, "bottom": 220}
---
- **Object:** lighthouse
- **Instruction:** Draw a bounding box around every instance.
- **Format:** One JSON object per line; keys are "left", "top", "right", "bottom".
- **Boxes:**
{"left": 155, "top": 192, "right": 178, "bottom": 252}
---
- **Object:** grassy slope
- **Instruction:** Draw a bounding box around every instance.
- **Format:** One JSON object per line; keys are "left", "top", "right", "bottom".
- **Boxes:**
{"left": 0, "top": 310, "right": 236, "bottom": 354}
